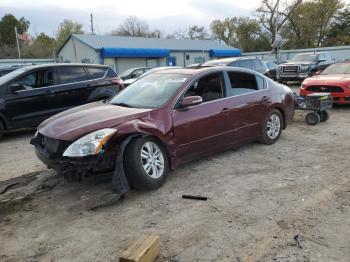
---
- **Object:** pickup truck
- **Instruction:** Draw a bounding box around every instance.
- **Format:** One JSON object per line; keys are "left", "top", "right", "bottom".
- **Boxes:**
{"left": 277, "top": 52, "right": 334, "bottom": 83}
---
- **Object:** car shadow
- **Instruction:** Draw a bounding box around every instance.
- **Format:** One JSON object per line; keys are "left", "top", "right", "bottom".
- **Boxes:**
{"left": 1, "top": 129, "right": 36, "bottom": 142}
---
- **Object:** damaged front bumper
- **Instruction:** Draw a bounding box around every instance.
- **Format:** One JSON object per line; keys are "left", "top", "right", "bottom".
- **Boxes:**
{"left": 30, "top": 134, "right": 116, "bottom": 177}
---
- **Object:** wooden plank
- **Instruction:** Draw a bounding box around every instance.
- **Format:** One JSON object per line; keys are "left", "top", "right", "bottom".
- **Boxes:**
{"left": 119, "top": 235, "right": 160, "bottom": 262}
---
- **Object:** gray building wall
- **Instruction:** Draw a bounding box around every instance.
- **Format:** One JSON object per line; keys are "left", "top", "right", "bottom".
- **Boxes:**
{"left": 169, "top": 51, "right": 210, "bottom": 67}
{"left": 243, "top": 45, "right": 350, "bottom": 63}
{"left": 58, "top": 38, "right": 100, "bottom": 64}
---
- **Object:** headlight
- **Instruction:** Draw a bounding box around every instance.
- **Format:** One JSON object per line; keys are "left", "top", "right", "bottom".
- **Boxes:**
{"left": 300, "top": 65, "right": 309, "bottom": 71}
{"left": 63, "top": 128, "right": 117, "bottom": 157}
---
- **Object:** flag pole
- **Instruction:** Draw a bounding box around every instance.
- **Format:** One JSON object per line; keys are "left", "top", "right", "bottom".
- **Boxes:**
{"left": 14, "top": 27, "right": 21, "bottom": 60}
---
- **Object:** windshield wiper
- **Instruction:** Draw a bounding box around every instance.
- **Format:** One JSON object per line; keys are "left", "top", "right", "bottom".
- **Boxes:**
{"left": 112, "top": 102, "right": 133, "bottom": 108}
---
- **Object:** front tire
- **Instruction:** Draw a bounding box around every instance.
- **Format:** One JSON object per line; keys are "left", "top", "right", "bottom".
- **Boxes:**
{"left": 124, "top": 137, "right": 169, "bottom": 191}
{"left": 318, "top": 110, "right": 329, "bottom": 122}
{"left": 261, "top": 109, "right": 283, "bottom": 145}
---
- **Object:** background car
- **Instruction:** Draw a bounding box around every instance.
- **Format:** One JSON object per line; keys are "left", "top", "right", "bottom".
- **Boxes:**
{"left": 0, "top": 63, "right": 123, "bottom": 139}
{"left": 123, "top": 66, "right": 182, "bottom": 87}
{"left": 201, "top": 57, "right": 271, "bottom": 78}
{"left": 32, "top": 67, "right": 295, "bottom": 191}
{"left": 300, "top": 61, "right": 350, "bottom": 104}
{"left": 120, "top": 67, "right": 151, "bottom": 81}
{"left": 264, "top": 61, "right": 278, "bottom": 80}
{"left": 278, "top": 52, "right": 334, "bottom": 82}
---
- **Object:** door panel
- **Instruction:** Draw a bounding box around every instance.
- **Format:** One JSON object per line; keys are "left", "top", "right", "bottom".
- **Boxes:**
{"left": 172, "top": 72, "right": 233, "bottom": 161}
{"left": 3, "top": 68, "right": 59, "bottom": 128}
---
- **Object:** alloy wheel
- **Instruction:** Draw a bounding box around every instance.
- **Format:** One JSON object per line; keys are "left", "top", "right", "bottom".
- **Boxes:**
{"left": 140, "top": 141, "right": 165, "bottom": 179}
{"left": 266, "top": 114, "right": 281, "bottom": 139}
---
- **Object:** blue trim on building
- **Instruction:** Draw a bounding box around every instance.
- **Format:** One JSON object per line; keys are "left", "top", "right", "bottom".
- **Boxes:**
{"left": 101, "top": 48, "right": 170, "bottom": 58}
{"left": 209, "top": 49, "right": 241, "bottom": 57}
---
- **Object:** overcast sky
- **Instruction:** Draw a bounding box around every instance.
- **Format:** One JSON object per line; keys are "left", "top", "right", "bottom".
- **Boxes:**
{"left": 2, "top": 0, "right": 350, "bottom": 37}
{"left": 1, "top": 0, "right": 262, "bottom": 37}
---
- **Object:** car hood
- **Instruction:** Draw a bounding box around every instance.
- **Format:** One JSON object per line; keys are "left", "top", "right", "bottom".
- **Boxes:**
{"left": 38, "top": 101, "right": 152, "bottom": 141}
{"left": 303, "top": 74, "right": 350, "bottom": 85}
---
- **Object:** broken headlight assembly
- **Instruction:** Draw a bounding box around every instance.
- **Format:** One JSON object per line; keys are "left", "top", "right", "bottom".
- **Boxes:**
{"left": 63, "top": 128, "right": 117, "bottom": 157}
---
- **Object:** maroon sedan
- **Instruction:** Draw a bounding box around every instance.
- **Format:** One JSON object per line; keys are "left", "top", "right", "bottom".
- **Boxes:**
{"left": 31, "top": 67, "right": 295, "bottom": 190}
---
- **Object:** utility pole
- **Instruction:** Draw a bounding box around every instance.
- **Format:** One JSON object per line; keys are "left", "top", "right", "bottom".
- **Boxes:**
{"left": 90, "top": 13, "right": 94, "bottom": 35}
{"left": 14, "top": 27, "right": 21, "bottom": 60}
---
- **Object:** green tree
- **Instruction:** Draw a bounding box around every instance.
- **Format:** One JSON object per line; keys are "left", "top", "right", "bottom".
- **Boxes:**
{"left": 325, "top": 7, "right": 350, "bottom": 45}
{"left": 55, "top": 19, "right": 84, "bottom": 48}
{"left": 0, "top": 14, "right": 30, "bottom": 47}
{"left": 210, "top": 18, "right": 237, "bottom": 46}
{"left": 22, "top": 33, "right": 56, "bottom": 58}
{"left": 283, "top": 0, "right": 343, "bottom": 48}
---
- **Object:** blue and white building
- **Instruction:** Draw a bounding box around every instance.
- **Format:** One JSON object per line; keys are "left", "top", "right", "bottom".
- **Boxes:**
{"left": 56, "top": 34, "right": 241, "bottom": 73}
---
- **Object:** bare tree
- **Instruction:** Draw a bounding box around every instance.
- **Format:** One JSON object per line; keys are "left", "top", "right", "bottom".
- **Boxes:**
{"left": 255, "top": 0, "right": 302, "bottom": 44}
{"left": 111, "top": 16, "right": 162, "bottom": 38}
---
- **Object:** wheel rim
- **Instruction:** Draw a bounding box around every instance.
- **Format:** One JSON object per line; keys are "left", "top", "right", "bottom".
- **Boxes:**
{"left": 266, "top": 114, "right": 281, "bottom": 139}
{"left": 140, "top": 142, "right": 165, "bottom": 179}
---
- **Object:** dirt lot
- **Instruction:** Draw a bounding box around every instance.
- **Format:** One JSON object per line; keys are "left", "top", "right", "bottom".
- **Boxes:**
{"left": 0, "top": 88, "right": 350, "bottom": 261}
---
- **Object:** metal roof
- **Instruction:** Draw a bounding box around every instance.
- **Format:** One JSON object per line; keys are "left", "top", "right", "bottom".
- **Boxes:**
{"left": 71, "top": 34, "right": 237, "bottom": 52}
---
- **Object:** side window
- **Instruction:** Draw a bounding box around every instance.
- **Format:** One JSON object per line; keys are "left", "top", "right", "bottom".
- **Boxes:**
{"left": 86, "top": 67, "right": 107, "bottom": 79}
{"left": 239, "top": 60, "right": 252, "bottom": 69}
{"left": 11, "top": 69, "right": 55, "bottom": 90}
{"left": 230, "top": 61, "right": 240, "bottom": 67}
{"left": 133, "top": 69, "right": 144, "bottom": 78}
{"left": 256, "top": 76, "right": 266, "bottom": 90}
{"left": 184, "top": 73, "right": 224, "bottom": 103}
{"left": 227, "top": 71, "right": 259, "bottom": 96}
{"left": 13, "top": 72, "right": 37, "bottom": 90}
{"left": 36, "top": 69, "right": 55, "bottom": 88}
{"left": 57, "top": 66, "right": 88, "bottom": 84}
{"left": 106, "top": 68, "right": 118, "bottom": 78}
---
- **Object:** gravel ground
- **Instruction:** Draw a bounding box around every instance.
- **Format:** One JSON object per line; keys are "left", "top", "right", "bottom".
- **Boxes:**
{"left": 0, "top": 86, "right": 349, "bottom": 262}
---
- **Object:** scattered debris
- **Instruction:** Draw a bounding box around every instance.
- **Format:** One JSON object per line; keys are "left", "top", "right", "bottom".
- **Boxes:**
{"left": 209, "top": 205, "right": 223, "bottom": 212}
{"left": 294, "top": 235, "right": 303, "bottom": 249}
{"left": 182, "top": 195, "right": 207, "bottom": 201}
{"left": 87, "top": 193, "right": 124, "bottom": 211}
{"left": 283, "top": 178, "right": 295, "bottom": 181}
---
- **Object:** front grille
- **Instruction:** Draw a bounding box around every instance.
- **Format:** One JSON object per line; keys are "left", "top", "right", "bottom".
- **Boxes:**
{"left": 281, "top": 65, "right": 299, "bottom": 74}
{"left": 36, "top": 133, "right": 70, "bottom": 158}
{"left": 306, "top": 85, "right": 344, "bottom": 93}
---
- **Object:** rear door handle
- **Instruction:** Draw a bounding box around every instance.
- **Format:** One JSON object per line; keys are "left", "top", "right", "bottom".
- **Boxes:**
{"left": 222, "top": 107, "right": 230, "bottom": 112}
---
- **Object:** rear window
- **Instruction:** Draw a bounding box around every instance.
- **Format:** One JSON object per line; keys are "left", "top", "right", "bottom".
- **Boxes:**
{"left": 106, "top": 68, "right": 118, "bottom": 78}
{"left": 86, "top": 67, "right": 108, "bottom": 79}
{"left": 57, "top": 66, "right": 88, "bottom": 84}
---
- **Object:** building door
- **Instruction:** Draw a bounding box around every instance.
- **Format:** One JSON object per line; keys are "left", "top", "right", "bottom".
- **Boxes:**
{"left": 146, "top": 59, "right": 159, "bottom": 68}
{"left": 167, "top": 57, "right": 176, "bottom": 66}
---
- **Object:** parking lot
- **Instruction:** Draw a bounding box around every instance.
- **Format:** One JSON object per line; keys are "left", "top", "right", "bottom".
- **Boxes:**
{"left": 0, "top": 85, "right": 349, "bottom": 262}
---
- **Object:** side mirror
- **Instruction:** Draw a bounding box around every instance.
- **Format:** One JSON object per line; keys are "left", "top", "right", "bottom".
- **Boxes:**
{"left": 180, "top": 96, "right": 203, "bottom": 108}
{"left": 9, "top": 83, "right": 24, "bottom": 94}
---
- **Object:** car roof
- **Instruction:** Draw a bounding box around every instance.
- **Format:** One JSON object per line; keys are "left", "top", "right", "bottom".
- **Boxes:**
{"left": 17, "top": 63, "right": 110, "bottom": 72}
{"left": 152, "top": 66, "right": 262, "bottom": 76}
{"left": 202, "top": 56, "right": 260, "bottom": 66}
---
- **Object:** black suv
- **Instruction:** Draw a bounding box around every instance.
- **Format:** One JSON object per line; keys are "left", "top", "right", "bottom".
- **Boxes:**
{"left": 278, "top": 52, "right": 334, "bottom": 82}
{"left": 0, "top": 63, "right": 123, "bottom": 139}
{"left": 201, "top": 57, "right": 270, "bottom": 78}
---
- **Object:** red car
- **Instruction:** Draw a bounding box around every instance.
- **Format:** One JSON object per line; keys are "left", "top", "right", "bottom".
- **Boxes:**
{"left": 31, "top": 67, "right": 295, "bottom": 190}
{"left": 300, "top": 62, "right": 350, "bottom": 104}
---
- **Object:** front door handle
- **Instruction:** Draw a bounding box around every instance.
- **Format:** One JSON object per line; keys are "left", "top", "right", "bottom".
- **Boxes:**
{"left": 261, "top": 96, "right": 270, "bottom": 102}
{"left": 222, "top": 107, "right": 230, "bottom": 113}
{"left": 46, "top": 90, "right": 56, "bottom": 96}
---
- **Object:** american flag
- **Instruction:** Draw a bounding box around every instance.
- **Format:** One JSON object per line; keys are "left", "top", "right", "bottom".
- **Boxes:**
{"left": 17, "top": 32, "right": 31, "bottom": 42}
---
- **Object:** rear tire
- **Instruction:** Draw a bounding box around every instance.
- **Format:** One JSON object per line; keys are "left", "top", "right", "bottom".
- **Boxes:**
{"left": 124, "top": 137, "right": 169, "bottom": 191}
{"left": 261, "top": 109, "right": 283, "bottom": 145}
{"left": 305, "top": 112, "right": 320, "bottom": 125}
{"left": 318, "top": 110, "right": 329, "bottom": 122}
{"left": 0, "top": 121, "right": 4, "bottom": 140}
